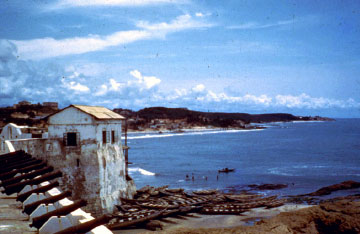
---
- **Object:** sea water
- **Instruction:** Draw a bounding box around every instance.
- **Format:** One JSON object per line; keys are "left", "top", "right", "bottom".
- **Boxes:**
{"left": 126, "top": 119, "right": 360, "bottom": 197}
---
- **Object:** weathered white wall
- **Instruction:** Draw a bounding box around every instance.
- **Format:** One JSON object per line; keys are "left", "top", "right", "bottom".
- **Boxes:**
{"left": 47, "top": 112, "right": 135, "bottom": 215}
{"left": 7, "top": 138, "right": 46, "bottom": 157}
{"left": 97, "top": 141, "right": 136, "bottom": 214}
{"left": 95, "top": 121, "right": 122, "bottom": 144}
{"left": 0, "top": 123, "right": 24, "bottom": 140}
{"left": 4, "top": 133, "right": 136, "bottom": 215}
{"left": 1, "top": 108, "right": 136, "bottom": 216}
{"left": 48, "top": 106, "right": 94, "bottom": 125}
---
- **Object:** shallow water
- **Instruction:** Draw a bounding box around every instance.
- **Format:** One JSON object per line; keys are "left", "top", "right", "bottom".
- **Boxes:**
{"left": 126, "top": 119, "right": 360, "bottom": 197}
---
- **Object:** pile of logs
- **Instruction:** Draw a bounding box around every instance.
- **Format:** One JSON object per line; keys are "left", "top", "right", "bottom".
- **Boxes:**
{"left": 108, "top": 185, "right": 287, "bottom": 230}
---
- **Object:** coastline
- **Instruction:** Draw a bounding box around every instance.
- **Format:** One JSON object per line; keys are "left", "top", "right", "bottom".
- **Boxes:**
{"left": 125, "top": 119, "right": 328, "bottom": 135}
{"left": 114, "top": 119, "right": 360, "bottom": 233}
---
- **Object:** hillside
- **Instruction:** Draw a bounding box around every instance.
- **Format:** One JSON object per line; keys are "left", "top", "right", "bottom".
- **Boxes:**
{"left": 113, "top": 107, "right": 330, "bottom": 131}
{"left": 0, "top": 105, "right": 330, "bottom": 131}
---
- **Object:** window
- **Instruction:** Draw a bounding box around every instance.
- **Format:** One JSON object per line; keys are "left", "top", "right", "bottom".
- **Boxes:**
{"left": 63, "top": 132, "right": 79, "bottom": 146}
{"left": 102, "top": 130, "right": 110, "bottom": 144}
{"left": 111, "top": 130, "right": 115, "bottom": 144}
{"left": 76, "top": 158, "right": 80, "bottom": 167}
{"left": 102, "top": 131, "right": 107, "bottom": 144}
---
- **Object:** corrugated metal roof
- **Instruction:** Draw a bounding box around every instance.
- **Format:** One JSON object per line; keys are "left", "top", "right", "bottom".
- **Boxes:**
{"left": 72, "top": 105, "right": 125, "bottom": 120}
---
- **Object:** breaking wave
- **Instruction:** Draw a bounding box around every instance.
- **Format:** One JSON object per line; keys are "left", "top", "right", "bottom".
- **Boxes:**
{"left": 127, "top": 129, "right": 263, "bottom": 140}
{"left": 128, "top": 167, "right": 156, "bottom": 176}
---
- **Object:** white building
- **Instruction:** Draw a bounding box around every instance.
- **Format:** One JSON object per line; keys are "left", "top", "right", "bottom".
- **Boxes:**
{"left": 0, "top": 105, "right": 136, "bottom": 215}
{"left": 0, "top": 123, "right": 48, "bottom": 145}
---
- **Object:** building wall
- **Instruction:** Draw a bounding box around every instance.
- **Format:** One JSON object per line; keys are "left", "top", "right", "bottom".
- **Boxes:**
{"left": 4, "top": 129, "right": 135, "bottom": 215}
{"left": 47, "top": 112, "right": 135, "bottom": 215}
{"left": 0, "top": 107, "right": 136, "bottom": 215}
{"left": 7, "top": 138, "right": 46, "bottom": 158}
{"left": 48, "top": 107, "right": 94, "bottom": 125}
{"left": 1, "top": 123, "right": 135, "bottom": 216}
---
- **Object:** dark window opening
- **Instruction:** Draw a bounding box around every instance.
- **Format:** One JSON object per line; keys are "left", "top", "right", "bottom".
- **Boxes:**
{"left": 102, "top": 131, "right": 107, "bottom": 144}
{"left": 32, "top": 133, "right": 42, "bottom": 138}
{"left": 67, "top": 132, "right": 77, "bottom": 146}
{"left": 76, "top": 158, "right": 80, "bottom": 167}
{"left": 111, "top": 130, "right": 115, "bottom": 144}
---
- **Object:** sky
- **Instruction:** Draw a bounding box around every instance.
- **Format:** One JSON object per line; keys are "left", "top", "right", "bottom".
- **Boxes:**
{"left": 1, "top": 0, "right": 360, "bottom": 117}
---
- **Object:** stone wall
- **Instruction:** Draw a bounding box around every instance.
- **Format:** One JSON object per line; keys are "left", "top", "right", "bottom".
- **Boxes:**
{"left": 4, "top": 136, "right": 136, "bottom": 216}
{"left": 97, "top": 143, "right": 136, "bottom": 215}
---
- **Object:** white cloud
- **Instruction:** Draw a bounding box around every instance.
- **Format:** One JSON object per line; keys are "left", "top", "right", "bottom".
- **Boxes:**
{"left": 12, "top": 14, "right": 211, "bottom": 60}
{"left": 195, "top": 12, "right": 211, "bottom": 18}
{"left": 95, "top": 84, "right": 108, "bottom": 96}
{"left": 52, "top": 0, "right": 187, "bottom": 8}
{"left": 192, "top": 84, "right": 205, "bottom": 92}
{"left": 204, "top": 40, "right": 276, "bottom": 54}
{"left": 109, "top": 78, "right": 122, "bottom": 91}
{"left": 195, "top": 12, "right": 204, "bottom": 17}
{"left": 130, "top": 70, "right": 142, "bottom": 80}
{"left": 274, "top": 94, "right": 360, "bottom": 109}
{"left": 0, "top": 40, "right": 93, "bottom": 105}
{"left": 136, "top": 14, "right": 212, "bottom": 34}
{"left": 2, "top": 39, "right": 360, "bottom": 113}
{"left": 227, "top": 19, "right": 294, "bottom": 30}
{"left": 66, "top": 81, "right": 90, "bottom": 92}
{"left": 129, "top": 70, "right": 161, "bottom": 89}
{"left": 13, "top": 30, "right": 151, "bottom": 60}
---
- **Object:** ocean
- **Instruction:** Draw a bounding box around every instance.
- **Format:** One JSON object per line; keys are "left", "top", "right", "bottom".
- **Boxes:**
{"left": 126, "top": 119, "right": 360, "bottom": 197}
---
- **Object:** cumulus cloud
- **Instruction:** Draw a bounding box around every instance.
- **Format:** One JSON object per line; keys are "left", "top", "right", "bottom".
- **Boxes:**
{"left": 1, "top": 40, "right": 359, "bottom": 113}
{"left": 166, "top": 85, "right": 273, "bottom": 110}
{"left": 0, "top": 40, "right": 92, "bottom": 105}
{"left": 192, "top": 84, "right": 205, "bottom": 93}
{"left": 66, "top": 81, "right": 90, "bottom": 92}
{"left": 129, "top": 70, "right": 161, "bottom": 89}
{"left": 274, "top": 94, "right": 360, "bottom": 109}
{"left": 91, "top": 70, "right": 162, "bottom": 109}
{"left": 12, "top": 14, "right": 212, "bottom": 60}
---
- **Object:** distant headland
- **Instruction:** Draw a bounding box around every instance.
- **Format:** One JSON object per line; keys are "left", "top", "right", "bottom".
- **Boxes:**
{"left": 113, "top": 107, "right": 333, "bottom": 132}
{"left": 0, "top": 102, "right": 333, "bottom": 131}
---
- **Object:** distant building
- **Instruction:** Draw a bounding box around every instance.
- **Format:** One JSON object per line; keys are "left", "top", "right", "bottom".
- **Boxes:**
{"left": 0, "top": 123, "right": 47, "bottom": 142}
{"left": 13, "top": 100, "right": 31, "bottom": 108}
{"left": 43, "top": 102, "right": 58, "bottom": 109}
{"left": 19, "top": 100, "right": 31, "bottom": 105}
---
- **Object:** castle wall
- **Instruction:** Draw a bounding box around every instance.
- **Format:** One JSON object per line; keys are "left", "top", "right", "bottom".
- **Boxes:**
{"left": 97, "top": 140, "right": 136, "bottom": 215}
{"left": 5, "top": 136, "right": 135, "bottom": 215}
{"left": 0, "top": 106, "right": 136, "bottom": 216}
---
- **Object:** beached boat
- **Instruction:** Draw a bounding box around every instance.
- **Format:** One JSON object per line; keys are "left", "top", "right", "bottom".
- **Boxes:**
{"left": 218, "top": 168, "right": 235, "bottom": 173}
{"left": 108, "top": 209, "right": 165, "bottom": 230}
{"left": 200, "top": 206, "right": 248, "bottom": 215}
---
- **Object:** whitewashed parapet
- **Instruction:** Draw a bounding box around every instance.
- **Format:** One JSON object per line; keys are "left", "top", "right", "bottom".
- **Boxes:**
{"left": 20, "top": 181, "right": 113, "bottom": 233}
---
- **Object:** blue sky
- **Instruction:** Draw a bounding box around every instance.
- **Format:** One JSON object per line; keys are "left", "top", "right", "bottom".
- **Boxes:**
{"left": 1, "top": 0, "right": 360, "bottom": 117}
